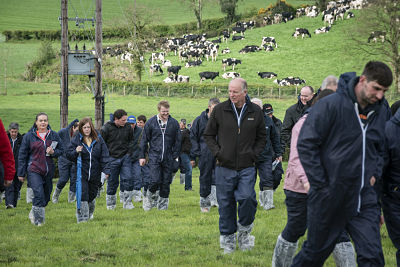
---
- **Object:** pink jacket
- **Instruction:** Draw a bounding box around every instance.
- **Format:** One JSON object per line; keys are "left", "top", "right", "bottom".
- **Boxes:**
{"left": 283, "top": 114, "right": 308, "bottom": 194}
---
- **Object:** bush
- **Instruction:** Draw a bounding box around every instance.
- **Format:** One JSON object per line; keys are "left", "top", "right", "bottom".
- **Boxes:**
{"left": 23, "top": 40, "right": 57, "bottom": 81}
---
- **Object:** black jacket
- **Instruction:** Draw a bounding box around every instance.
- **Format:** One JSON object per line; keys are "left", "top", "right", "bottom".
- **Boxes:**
{"left": 383, "top": 109, "right": 400, "bottom": 193}
{"left": 271, "top": 115, "right": 282, "bottom": 158}
{"left": 190, "top": 109, "right": 212, "bottom": 161}
{"left": 7, "top": 132, "right": 23, "bottom": 168}
{"left": 281, "top": 98, "right": 307, "bottom": 152}
{"left": 204, "top": 96, "right": 267, "bottom": 170}
{"left": 131, "top": 126, "right": 143, "bottom": 162}
{"left": 100, "top": 121, "right": 134, "bottom": 159}
{"left": 180, "top": 128, "right": 191, "bottom": 154}
{"left": 257, "top": 115, "right": 281, "bottom": 162}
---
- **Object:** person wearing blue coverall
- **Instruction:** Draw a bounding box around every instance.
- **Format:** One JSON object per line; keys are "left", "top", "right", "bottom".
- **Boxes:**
{"left": 190, "top": 97, "right": 220, "bottom": 212}
{"left": 18, "top": 113, "right": 63, "bottom": 226}
{"left": 127, "top": 115, "right": 143, "bottom": 202}
{"left": 52, "top": 119, "right": 79, "bottom": 203}
{"left": 382, "top": 101, "right": 400, "bottom": 267}
{"left": 139, "top": 100, "right": 181, "bottom": 211}
{"left": 251, "top": 98, "right": 282, "bottom": 211}
{"left": 204, "top": 78, "right": 267, "bottom": 254}
{"left": 137, "top": 115, "right": 150, "bottom": 196}
{"left": 292, "top": 61, "right": 393, "bottom": 266}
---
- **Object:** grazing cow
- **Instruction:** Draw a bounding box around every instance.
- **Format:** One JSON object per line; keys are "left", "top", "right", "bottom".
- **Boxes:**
{"left": 258, "top": 72, "right": 277, "bottom": 79}
{"left": 121, "top": 51, "right": 133, "bottom": 65}
{"left": 292, "top": 28, "right": 312, "bottom": 39}
{"left": 273, "top": 13, "right": 282, "bottom": 24}
{"left": 232, "top": 26, "right": 246, "bottom": 36}
{"left": 323, "top": 13, "right": 335, "bottom": 27}
{"left": 263, "top": 45, "right": 274, "bottom": 51}
{"left": 296, "top": 8, "right": 306, "bottom": 18}
{"left": 199, "top": 72, "right": 219, "bottom": 83}
{"left": 232, "top": 36, "right": 245, "bottom": 41}
{"left": 162, "top": 60, "right": 172, "bottom": 68}
{"left": 346, "top": 12, "right": 355, "bottom": 19}
{"left": 176, "top": 75, "right": 190, "bottom": 83}
{"left": 368, "top": 31, "right": 386, "bottom": 43}
{"left": 185, "top": 60, "right": 202, "bottom": 68}
{"left": 184, "top": 34, "right": 201, "bottom": 42}
{"left": 282, "top": 12, "right": 294, "bottom": 23}
{"left": 221, "top": 48, "right": 231, "bottom": 54}
{"left": 178, "top": 50, "right": 189, "bottom": 62}
{"left": 163, "top": 76, "right": 175, "bottom": 83}
{"left": 314, "top": 26, "right": 331, "bottom": 34}
{"left": 222, "top": 30, "right": 230, "bottom": 43}
{"left": 261, "top": 37, "right": 278, "bottom": 48}
{"left": 187, "top": 50, "right": 201, "bottom": 60}
{"left": 168, "top": 37, "right": 185, "bottom": 46}
{"left": 151, "top": 52, "right": 165, "bottom": 64}
{"left": 239, "top": 45, "right": 261, "bottom": 54}
{"left": 274, "top": 77, "right": 306, "bottom": 86}
{"left": 222, "top": 58, "right": 242, "bottom": 71}
{"left": 167, "top": 66, "right": 182, "bottom": 76}
{"left": 168, "top": 45, "right": 179, "bottom": 55}
{"left": 149, "top": 64, "right": 163, "bottom": 76}
{"left": 263, "top": 16, "right": 272, "bottom": 25}
{"left": 222, "top": 72, "right": 240, "bottom": 79}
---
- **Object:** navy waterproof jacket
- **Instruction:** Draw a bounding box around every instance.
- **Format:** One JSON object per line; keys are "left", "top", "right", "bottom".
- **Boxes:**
{"left": 130, "top": 125, "right": 143, "bottom": 162}
{"left": 257, "top": 115, "right": 281, "bottom": 162}
{"left": 139, "top": 115, "right": 181, "bottom": 162}
{"left": 58, "top": 119, "right": 79, "bottom": 161}
{"left": 297, "top": 72, "right": 389, "bottom": 214}
{"left": 190, "top": 110, "right": 211, "bottom": 161}
{"left": 383, "top": 109, "right": 400, "bottom": 192}
{"left": 66, "top": 134, "right": 110, "bottom": 182}
{"left": 18, "top": 125, "right": 63, "bottom": 177}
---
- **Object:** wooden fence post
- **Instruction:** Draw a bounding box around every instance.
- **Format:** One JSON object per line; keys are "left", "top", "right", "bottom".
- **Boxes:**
{"left": 279, "top": 87, "right": 281, "bottom": 99}
{"left": 192, "top": 86, "right": 194, "bottom": 95}
{"left": 257, "top": 87, "right": 259, "bottom": 96}
{"left": 147, "top": 85, "right": 149, "bottom": 96}
{"left": 123, "top": 85, "right": 126, "bottom": 96}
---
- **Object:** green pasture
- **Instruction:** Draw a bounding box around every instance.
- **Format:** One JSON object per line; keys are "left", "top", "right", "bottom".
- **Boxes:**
{"left": 0, "top": 0, "right": 312, "bottom": 32}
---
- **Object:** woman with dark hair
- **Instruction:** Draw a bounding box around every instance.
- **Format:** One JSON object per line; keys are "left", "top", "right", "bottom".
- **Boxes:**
{"left": 18, "top": 112, "right": 63, "bottom": 226}
{"left": 67, "top": 117, "right": 110, "bottom": 223}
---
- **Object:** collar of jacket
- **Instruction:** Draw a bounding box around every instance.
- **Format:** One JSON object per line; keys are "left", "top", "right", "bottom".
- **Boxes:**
{"left": 224, "top": 95, "right": 255, "bottom": 112}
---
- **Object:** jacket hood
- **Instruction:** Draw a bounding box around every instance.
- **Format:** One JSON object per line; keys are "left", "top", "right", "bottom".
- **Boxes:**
{"left": 67, "top": 119, "right": 79, "bottom": 130}
{"left": 392, "top": 108, "right": 400, "bottom": 126}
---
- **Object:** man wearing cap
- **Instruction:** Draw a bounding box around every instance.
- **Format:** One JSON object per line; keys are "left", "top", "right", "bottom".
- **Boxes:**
{"left": 263, "top": 103, "right": 285, "bottom": 191}
{"left": 101, "top": 109, "right": 135, "bottom": 210}
{"left": 127, "top": 115, "right": 143, "bottom": 202}
{"left": 139, "top": 100, "right": 181, "bottom": 211}
{"left": 179, "top": 119, "right": 192, "bottom": 191}
{"left": 204, "top": 78, "right": 266, "bottom": 253}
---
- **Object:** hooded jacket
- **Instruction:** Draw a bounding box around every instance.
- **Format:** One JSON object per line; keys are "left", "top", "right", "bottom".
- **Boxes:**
{"left": 18, "top": 124, "right": 63, "bottom": 177}
{"left": 383, "top": 108, "right": 400, "bottom": 192}
{"left": 100, "top": 121, "right": 134, "bottom": 159}
{"left": 139, "top": 115, "right": 181, "bottom": 162}
{"left": 8, "top": 132, "right": 23, "bottom": 170}
{"left": 66, "top": 134, "right": 110, "bottom": 182}
{"left": 281, "top": 96, "right": 307, "bottom": 151}
{"left": 190, "top": 109, "right": 211, "bottom": 161}
{"left": 203, "top": 96, "right": 267, "bottom": 171}
{"left": 58, "top": 119, "right": 79, "bottom": 161}
{"left": 257, "top": 115, "right": 281, "bottom": 162}
{"left": 297, "top": 72, "right": 389, "bottom": 214}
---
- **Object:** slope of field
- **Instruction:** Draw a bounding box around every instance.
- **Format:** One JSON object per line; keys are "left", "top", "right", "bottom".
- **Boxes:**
{"left": 0, "top": 0, "right": 311, "bottom": 32}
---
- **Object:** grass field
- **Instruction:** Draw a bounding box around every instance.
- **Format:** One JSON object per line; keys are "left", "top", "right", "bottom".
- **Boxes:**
{"left": 0, "top": 0, "right": 312, "bottom": 32}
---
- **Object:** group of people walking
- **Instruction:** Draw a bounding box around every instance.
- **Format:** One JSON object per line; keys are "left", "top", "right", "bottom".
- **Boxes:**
{"left": 0, "top": 60, "right": 399, "bottom": 266}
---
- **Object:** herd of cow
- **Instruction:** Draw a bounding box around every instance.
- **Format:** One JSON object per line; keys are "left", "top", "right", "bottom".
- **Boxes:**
{"left": 102, "top": 0, "right": 370, "bottom": 85}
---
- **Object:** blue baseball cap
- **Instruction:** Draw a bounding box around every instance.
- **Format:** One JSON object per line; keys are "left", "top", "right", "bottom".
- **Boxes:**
{"left": 127, "top": 115, "right": 137, "bottom": 124}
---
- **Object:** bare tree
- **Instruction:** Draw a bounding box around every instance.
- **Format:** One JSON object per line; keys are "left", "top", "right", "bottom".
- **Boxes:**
{"left": 180, "top": 0, "right": 205, "bottom": 29}
{"left": 346, "top": 0, "right": 400, "bottom": 93}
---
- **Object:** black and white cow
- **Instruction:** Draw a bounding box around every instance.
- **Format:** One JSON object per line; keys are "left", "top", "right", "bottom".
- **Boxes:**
{"left": 239, "top": 45, "right": 261, "bottom": 54}
{"left": 292, "top": 28, "right": 312, "bottom": 39}
{"left": 222, "top": 58, "right": 242, "bottom": 71}
{"left": 151, "top": 52, "right": 166, "bottom": 64}
{"left": 149, "top": 64, "right": 163, "bottom": 76}
{"left": 346, "top": 12, "right": 355, "bottom": 19}
{"left": 314, "top": 26, "right": 331, "bottom": 34}
{"left": 232, "top": 26, "right": 246, "bottom": 36}
{"left": 199, "top": 72, "right": 219, "bottom": 83}
{"left": 368, "top": 31, "right": 386, "bottom": 43}
{"left": 167, "top": 66, "right": 182, "bottom": 76}
{"left": 221, "top": 48, "right": 231, "bottom": 54}
{"left": 282, "top": 12, "right": 294, "bottom": 23}
{"left": 120, "top": 51, "right": 133, "bottom": 65}
{"left": 274, "top": 77, "right": 306, "bottom": 86}
{"left": 185, "top": 60, "right": 202, "bottom": 68}
{"left": 232, "top": 36, "right": 245, "bottom": 41}
{"left": 222, "top": 72, "right": 240, "bottom": 79}
{"left": 263, "top": 45, "right": 274, "bottom": 51}
{"left": 222, "top": 30, "right": 230, "bottom": 43}
{"left": 273, "top": 13, "right": 282, "bottom": 24}
{"left": 176, "top": 75, "right": 190, "bottom": 83}
{"left": 261, "top": 37, "right": 277, "bottom": 48}
{"left": 258, "top": 72, "right": 277, "bottom": 79}
{"left": 162, "top": 60, "right": 172, "bottom": 67}
{"left": 263, "top": 16, "right": 272, "bottom": 25}
{"left": 163, "top": 76, "right": 175, "bottom": 83}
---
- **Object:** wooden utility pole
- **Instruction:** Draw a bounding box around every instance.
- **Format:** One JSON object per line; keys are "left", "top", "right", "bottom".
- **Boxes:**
{"left": 94, "top": 0, "right": 103, "bottom": 130}
{"left": 60, "top": 0, "right": 69, "bottom": 128}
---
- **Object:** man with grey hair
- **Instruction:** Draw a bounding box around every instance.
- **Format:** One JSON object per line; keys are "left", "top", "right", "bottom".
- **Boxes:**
{"left": 251, "top": 98, "right": 282, "bottom": 211}
{"left": 190, "top": 97, "right": 220, "bottom": 213}
{"left": 5, "top": 122, "right": 23, "bottom": 208}
{"left": 321, "top": 75, "right": 339, "bottom": 91}
{"left": 204, "top": 78, "right": 266, "bottom": 253}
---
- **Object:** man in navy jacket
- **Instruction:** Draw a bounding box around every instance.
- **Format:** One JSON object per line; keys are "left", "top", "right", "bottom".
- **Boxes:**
{"left": 139, "top": 100, "right": 181, "bottom": 211}
{"left": 293, "top": 61, "right": 393, "bottom": 266}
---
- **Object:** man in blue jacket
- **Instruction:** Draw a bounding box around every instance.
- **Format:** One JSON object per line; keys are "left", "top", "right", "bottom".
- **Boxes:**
{"left": 52, "top": 119, "right": 79, "bottom": 203}
{"left": 293, "top": 61, "right": 393, "bottom": 266}
{"left": 190, "top": 97, "right": 220, "bottom": 212}
{"left": 139, "top": 100, "right": 181, "bottom": 211}
{"left": 204, "top": 78, "right": 267, "bottom": 254}
{"left": 127, "top": 115, "right": 143, "bottom": 203}
{"left": 382, "top": 102, "right": 400, "bottom": 266}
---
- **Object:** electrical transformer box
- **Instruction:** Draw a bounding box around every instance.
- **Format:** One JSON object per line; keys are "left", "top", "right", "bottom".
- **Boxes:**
{"left": 68, "top": 52, "right": 95, "bottom": 76}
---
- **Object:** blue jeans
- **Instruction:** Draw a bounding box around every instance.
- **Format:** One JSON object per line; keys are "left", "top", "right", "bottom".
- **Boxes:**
{"left": 215, "top": 166, "right": 257, "bottom": 235}
{"left": 56, "top": 156, "right": 76, "bottom": 192}
{"left": 29, "top": 171, "right": 54, "bottom": 207}
{"left": 180, "top": 153, "right": 192, "bottom": 190}
{"left": 107, "top": 154, "right": 133, "bottom": 195}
